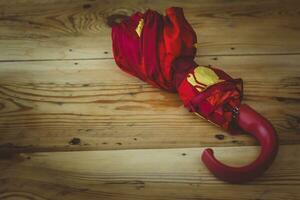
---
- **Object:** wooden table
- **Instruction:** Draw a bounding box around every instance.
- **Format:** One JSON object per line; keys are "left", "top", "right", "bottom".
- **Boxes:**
{"left": 0, "top": 0, "right": 299, "bottom": 199}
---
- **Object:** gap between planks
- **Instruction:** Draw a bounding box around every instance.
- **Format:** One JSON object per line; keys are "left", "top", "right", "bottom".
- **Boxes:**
{"left": 0, "top": 52, "right": 300, "bottom": 63}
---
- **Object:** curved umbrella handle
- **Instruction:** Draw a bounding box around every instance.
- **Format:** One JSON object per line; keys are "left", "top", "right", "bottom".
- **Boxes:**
{"left": 201, "top": 104, "right": 278, "bottom": 183}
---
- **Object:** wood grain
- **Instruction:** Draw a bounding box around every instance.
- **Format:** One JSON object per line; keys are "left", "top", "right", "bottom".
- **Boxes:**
{"left": 0, "top": 145, "right": 299, "bottom": 200}
{"left": 1, "top": 0, "right": 300, "bottom": 61}
{"left": 0, "top": 55, "right": 299, "bottom": 152}
{"left": 0, "top": 1, "right": 300, "bottom": 199}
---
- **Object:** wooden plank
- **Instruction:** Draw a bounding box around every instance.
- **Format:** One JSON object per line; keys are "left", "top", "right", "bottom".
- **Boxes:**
{"left": 1, "top": 0, "right": 300, "bottom": 61}
{"left": 0, "top": 55, "right": 299, "bottom": 152}
{"left": 0, "top": 145, "right": 299, "bottom": 200}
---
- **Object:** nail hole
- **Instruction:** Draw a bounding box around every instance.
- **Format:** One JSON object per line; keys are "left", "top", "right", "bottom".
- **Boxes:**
{"left": 83, "top": 4, "right": 91, "bottom": 9}
{"left": 69, "top": 137, "right": 81, "bottom": 145}
{"left": 215, "top": 134, "right": 225, "bottom": 140}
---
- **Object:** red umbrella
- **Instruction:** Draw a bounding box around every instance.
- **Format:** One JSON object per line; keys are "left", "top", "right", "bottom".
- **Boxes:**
{"left": 111, "top": 7, "right": 278, "bottom": 183}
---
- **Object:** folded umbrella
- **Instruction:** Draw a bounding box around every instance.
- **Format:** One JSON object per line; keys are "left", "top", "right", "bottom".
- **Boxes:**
{"left": 111, "top": 7, "right": 278, "bottom": 183}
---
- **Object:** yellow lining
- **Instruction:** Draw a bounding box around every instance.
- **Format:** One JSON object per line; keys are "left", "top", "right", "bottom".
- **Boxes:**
{"left": 135, "top": 18, "right": 144, "bottom": 37}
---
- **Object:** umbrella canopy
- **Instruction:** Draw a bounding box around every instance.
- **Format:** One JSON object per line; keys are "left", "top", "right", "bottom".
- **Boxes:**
{"left": 112, "top": 7, "right": 242, "bottom": 131}
{"left": 111, "top": 7, "right": 278, "bottom": 183}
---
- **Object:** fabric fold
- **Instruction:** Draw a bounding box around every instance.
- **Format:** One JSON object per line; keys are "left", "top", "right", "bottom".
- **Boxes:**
{"left": 112, "top": 7, "right": 243, "bottom": 132}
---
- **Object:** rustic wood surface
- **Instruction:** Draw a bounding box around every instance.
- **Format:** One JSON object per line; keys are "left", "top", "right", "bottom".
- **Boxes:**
{"left": 1, "top": 145, "right": 300, "bottom": 200}
{"left": 0, "top": 0, "right": 299, "bottom": 199}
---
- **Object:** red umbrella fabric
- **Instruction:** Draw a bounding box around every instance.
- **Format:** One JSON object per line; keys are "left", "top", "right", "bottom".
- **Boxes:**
{"left": 111, "top": 7, "right": 278, "bottom": 183}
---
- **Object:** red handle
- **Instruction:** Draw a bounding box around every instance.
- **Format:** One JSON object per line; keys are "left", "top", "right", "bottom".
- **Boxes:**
{"left": 201, "top": 104, "right": 278, "bottom": 183}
